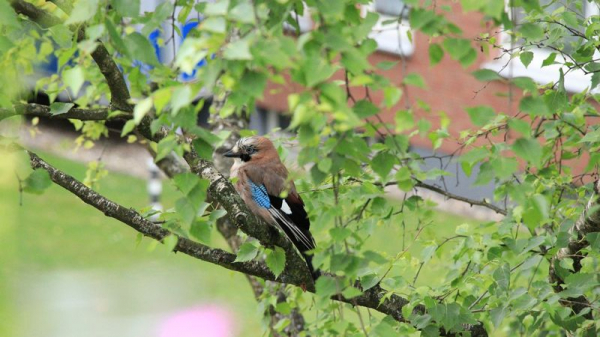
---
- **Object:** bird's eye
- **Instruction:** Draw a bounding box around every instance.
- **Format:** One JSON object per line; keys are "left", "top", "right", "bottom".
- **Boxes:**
{"left": 246, "top": 146, "right": 257, "bottom": 154}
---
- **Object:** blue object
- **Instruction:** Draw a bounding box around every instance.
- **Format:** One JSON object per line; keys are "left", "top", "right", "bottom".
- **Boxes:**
{"left": 249, "top": 180, "right": 270, "bottom": 209}
{"left": 148, "top": 29, "right": 162, "bottom": 63}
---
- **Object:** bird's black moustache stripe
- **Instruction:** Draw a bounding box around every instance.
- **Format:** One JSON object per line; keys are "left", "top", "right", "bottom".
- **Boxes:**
{"left": 241, "top": 153, "right": 251, "bottom": 162}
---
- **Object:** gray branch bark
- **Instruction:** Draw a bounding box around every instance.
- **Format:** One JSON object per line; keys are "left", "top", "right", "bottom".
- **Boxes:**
{"left": 1, "top": 103, "right": 114, "bottom": 121}
{"left": 28, "top": 151, "right": 273, "bottom": 278}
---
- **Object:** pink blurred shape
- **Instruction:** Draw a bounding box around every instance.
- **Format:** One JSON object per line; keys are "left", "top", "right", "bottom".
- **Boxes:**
{"left": 159, "top": 305, "right": 235, "bottom": 337}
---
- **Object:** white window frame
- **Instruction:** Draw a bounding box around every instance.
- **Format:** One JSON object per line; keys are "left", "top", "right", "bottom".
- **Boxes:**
{"left": 283, "top": 6, "right": 313, "bottom": 34}
{"left": 482, "top": 1, "right": 599, "bottom": 93}
{"left": 361, "top": 2, "right": 415, "bottom": 57}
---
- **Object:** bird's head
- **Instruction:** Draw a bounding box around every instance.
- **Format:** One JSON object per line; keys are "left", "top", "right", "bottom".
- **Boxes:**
{"left": 223, "top": 136, "right": 276, "bottom": 162}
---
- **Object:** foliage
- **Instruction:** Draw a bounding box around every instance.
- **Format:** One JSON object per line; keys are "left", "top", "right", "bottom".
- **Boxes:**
{"left": 1, "top": 0, "right": 600, "bottom": 335}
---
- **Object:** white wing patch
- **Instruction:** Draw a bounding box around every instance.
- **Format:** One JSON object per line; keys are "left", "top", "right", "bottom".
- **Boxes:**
{"left": 268, "top": 208, "right": 315, "bottom": 250}
{"left": 281, "top": 200, "right": 292, "bottom": 215}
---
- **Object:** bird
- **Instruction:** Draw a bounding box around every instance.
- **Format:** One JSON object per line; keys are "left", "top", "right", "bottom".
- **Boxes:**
{"left": 223, "top": 136, "right": 318, "bottom": 278}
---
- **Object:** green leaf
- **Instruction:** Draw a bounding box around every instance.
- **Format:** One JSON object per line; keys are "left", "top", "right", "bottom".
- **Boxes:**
{"left": 512, "top": 138, "right": 542, "bottom": 167}
{"left": 490, "top": 306, "right": 508, "bottom": 328}
{"left": 173, "top": 172, "right": 201, "bottom": 195}
{"left": 466, "top": 106, "right": 495, "bottom": 126}
{"left": 507, "top": 119, "right": 531, "bottom": 137}
{"left": 586, "top": 232, "right": 600, "bottom": 250}
{"left": 403, "top": 73, "right": 426, "bottom": 88}
{"left": 493, "top": 263, "right": 510, "bottom": 293}
{"left": 125, "top": 33, "right": 159, "bottom": 66}
{"left": 234, "top": 242, "right": 260, "bottom": 263}
{"left": 230, "top": 2, "right": 255, "bottom": 24}
{"left": 520, "top": 23, "right": 544, "bottom": 40}
{"left": 459, "top": 148, "right": 487, "bottom": 177}
{"left": 520, "top": 51, "right": 534, "bottom": 68}
{"left": 49, "top": 102, "right": 74, "bottom": 116}
{"left": 171, "top": 86, "right": 192, "bottom": 116}
{"left": 192, "top": 138, "right": 214, "bottom": 160}
{"left": 376, "top": 61, "right": 398, "bottom": 70}
{"left": 266, "top": 247, "right": 286, "bottom": 278}
{"left": 578, "top": 128, "right": 600, "bottom": 143}
{"left": 23, "top": 169, "right": 52, "bottom": 194}
{"left": 223, "top": 39, "right": 253, "bottom": 60}
{"left": 63, "top": 66, "right": 85, "bottom": 95}
{"left": 383, "top": 86, "right": 402, "bottom": 108}
{"left": 428, "top": 302, "right": 462, "bottom": 331}
{"left": 112, "top": 0, "right": 139, "bottom": 17}
{"left": 542, "top": 53, "right": 557, "bottom": 67}
{"left": 429, "top": 43, "right": 444, "bottom": 66}
{"left": 341, "top": 287, "right": 362, "bottom": 299}
{"left": 155, "top": 135, "right": 177, "bottom": 162}
{"left": 49, "top": 25, "right": 73, "bottom": 49}
{"left": 341, "top": 49, "right": 371, "bottom": 74}
{"left": 512, "top": 77, "right": 537, "bottom": 93}
{"left": 519, "top": 96, "right": 549, "bottom": 116}
{"left": 121, "top": 120, "right": 136, "bottom": 137}
{"left": 65, "top": 0, "right": 99, "bottom": 24}
{"left": 353, "top": 100, "right": 379, "bottom": 118}
{"left": 373, "top": 320, "right": 397, "bottom": 337}
{"left": 205, "top": 0, "right": 229, "bottom": 15}
{"left": 429, "top": 43, "right": 444, "bottom": 67}
{"left": 0, "top": 0, "right": 20, "bottom": 28}
{"left": 442, "top": 38, "right": 472, "bottom": 62}
{"left": 421, "top": 244, "right": 437, "bottom": 263}
{"left": 315, "top": 276, "right": 338, "bottom": 297}
{"left": 134, "top": 97, "right": 153, "bottom": 124}
{"left": 163, "top": 234, "right": 179, "bottom": 252}
{"left": 371, "top": 151, "right": 396, "bottom": 180}
{"left": 591, "top": 72, "right": 600, "bottom": 90}
{"left": 394, "top": 110, "right": 414, "bottom": 132}
{"left": 472, "top": 69, "right": 501, "bottom": 81}
{"left": 201, "top": 17, "right": 227, "bottom": 33}
{"left": 190, "top": 219, "right": 211, "bottom": 243}
{"left": 360, "top": 274, "right": 379, "bottom": 291}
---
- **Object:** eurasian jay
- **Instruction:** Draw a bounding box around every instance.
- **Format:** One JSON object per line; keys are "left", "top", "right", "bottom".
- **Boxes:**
{"left": 224, "top": 136, "right": 318, "bottom": 278}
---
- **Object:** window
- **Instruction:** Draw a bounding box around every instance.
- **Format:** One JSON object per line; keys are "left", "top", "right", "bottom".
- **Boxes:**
{"left": 482, "top": 0, "right": 599, "bottom": 93}
{"left": 512, "top": 0, "right": 587, "bottom": 54}
{"left": 283, "top": 8, "right": 313, "bottom": 34}
{"left": 363, "top": 0, "right": 414, "bottom": 57}
{"left": 250, "top": 107, "right": 291, "bottom": 135}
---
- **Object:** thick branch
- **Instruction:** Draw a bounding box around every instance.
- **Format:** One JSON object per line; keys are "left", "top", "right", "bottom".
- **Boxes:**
{"left": 184, "top": 150, "right": 315, "bottom": 288}
{"left": 28, "top": 151, "right": 273, "bottom": 278}
{"left": 11, "top": 0, "right": 61, "bottom": 26}
{"left": 549, "top": 181, "right": 600, "bottom": 318}
{"left": 1, "top": 103, "right": 113, "bottom": 121}
{"left": 82, "top": 29, "right": 132, "bottom": 112}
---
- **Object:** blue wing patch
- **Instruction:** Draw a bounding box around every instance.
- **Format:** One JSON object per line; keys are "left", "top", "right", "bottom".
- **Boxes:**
{"left": 249, "top": 179, "right": 271, "bottom": 209}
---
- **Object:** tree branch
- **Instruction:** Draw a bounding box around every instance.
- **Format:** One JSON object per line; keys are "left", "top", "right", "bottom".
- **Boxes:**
{"left": 349, "top": 178, "right": 507, "bottom": 216}
{"left": 11, "top": 0, "right": 133, "bottom": 113}
{"left": 183, "top": 150, "right": 316, "bottom": 288}
{"left": 1, "top": 103, "right": 114, "bottom": 121}
{"left": 11, "top": 0, "right": 61, "bottom": 26}
{"left": 414, "top": 181, "right": 508, "bottom": 216}
{"left": 27, "top": 150, "right": 273, "bottom": 278}
{"left": 549, "top": 181, "right": 600, "bottom": 319}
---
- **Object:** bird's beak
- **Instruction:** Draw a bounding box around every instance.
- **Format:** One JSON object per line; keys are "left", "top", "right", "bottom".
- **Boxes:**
{"left": 223, "top": 149, "right": 240, "bottom": 158}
